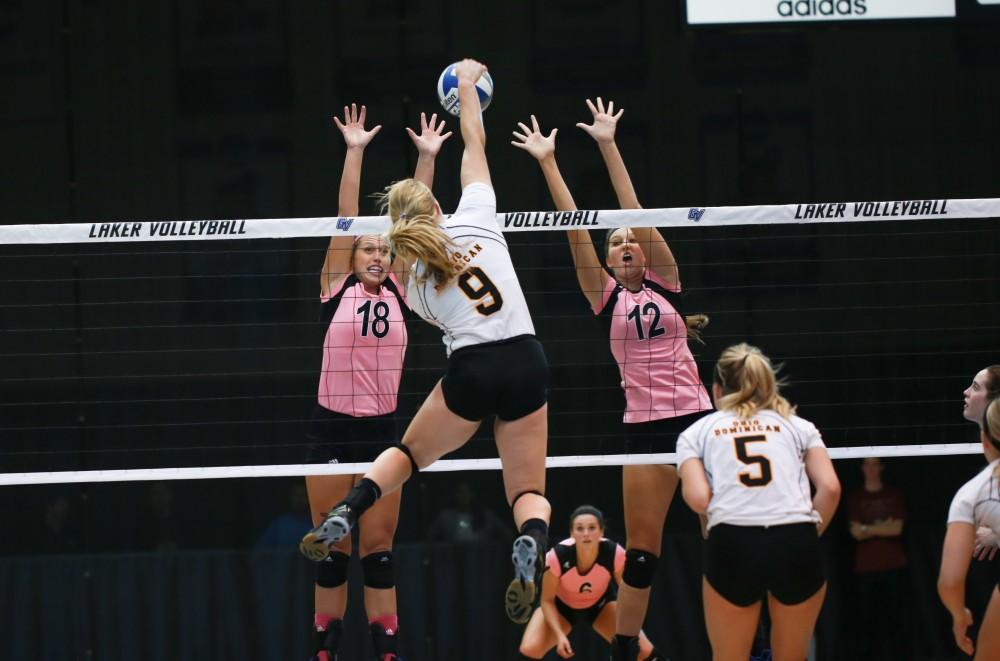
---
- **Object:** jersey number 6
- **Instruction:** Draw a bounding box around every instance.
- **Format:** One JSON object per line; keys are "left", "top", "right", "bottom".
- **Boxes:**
{"left": 734, "top": 434, "right": 773, "bottom": 487}
{"left": 458, "top": 266, "right": 504, "bottom": 316}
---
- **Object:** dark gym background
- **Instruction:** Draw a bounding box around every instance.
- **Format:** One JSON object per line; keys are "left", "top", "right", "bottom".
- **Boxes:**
{"left": 1, "top": 2, "right": 998, "bottom": 659}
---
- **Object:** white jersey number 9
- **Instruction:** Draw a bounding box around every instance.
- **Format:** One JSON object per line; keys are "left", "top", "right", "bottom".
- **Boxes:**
{"left": 457, "top": 266, "right": 504, "bottom": 316}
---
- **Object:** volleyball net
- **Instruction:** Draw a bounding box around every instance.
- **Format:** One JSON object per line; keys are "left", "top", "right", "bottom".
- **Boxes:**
{"left": 1, "top": 196, "right": 997, "bottom": 486}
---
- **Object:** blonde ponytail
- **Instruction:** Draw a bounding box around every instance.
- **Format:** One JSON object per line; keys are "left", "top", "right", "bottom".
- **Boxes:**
{"left": 985, "top": 398, "right": 1000, "bottom": 450}
{"left": 713, "top": 343, "right": 795, "bottom": 419}
{"left": 378, "top": 179, "right": 462, "bottom": 290}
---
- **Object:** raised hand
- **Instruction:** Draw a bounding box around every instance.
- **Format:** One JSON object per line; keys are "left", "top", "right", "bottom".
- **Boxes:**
{"left": 454, "top": 58, "right": 487, "bottom": 84}
{"left": 511, "top": 115, "right": 558, "bottom": 162}
{"left": 333, "top": 103, "right": 382, "bottom": 149}
{"left": 576, "top": 97, "right": 624, "bottom": 144}
{"left": 406, "top": 112, "right": 453, "bottom": 157}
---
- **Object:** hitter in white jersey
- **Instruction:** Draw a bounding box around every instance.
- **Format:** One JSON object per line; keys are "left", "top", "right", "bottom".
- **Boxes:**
{"left": 676, "top": 343, "right": 840, "bottom": 661}
{"left": 301, "top": 58, "right": 553, "bottom": 626}
{"left": 938, "top": 397, "right": 1000, "bottom": 659}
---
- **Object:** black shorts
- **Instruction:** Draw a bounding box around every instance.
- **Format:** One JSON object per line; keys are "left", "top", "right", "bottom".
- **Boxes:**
{"left": 306, "top": 406, "right": 399, "bottom": 465}
{"left": 624, "top": 410, "right": 712, "bottom": 454}
{"left": 554, "top": 586, "right": 616, "bottom": 628}
{"left": 704, "top": 522, "right": 825, "bottom": 607}
{"left": 441, "top": 335, "right": 549, "bottom": 422}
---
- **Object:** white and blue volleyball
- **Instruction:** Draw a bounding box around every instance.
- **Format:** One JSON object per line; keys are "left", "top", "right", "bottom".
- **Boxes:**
{"left": 436, "top": 63, "right": 493, "bottom": 117}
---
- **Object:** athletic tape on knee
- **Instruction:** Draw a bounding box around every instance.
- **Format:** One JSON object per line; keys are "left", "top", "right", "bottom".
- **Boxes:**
{"left": 622, "top": 549, "right": 659, "bottom": 589}
{"left": 394, "top": 443, "right": 419, "bottom": 475}
{"left": 316, "top": 551, "right": 350, "bottom": 588}
{"left": 361, "top": 551, "right": 395, "bottom": 589}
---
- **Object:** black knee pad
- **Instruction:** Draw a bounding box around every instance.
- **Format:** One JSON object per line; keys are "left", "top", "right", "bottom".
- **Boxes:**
{"left": 316, "top": 551, "right": 350, "bottom": 589}
{"left": 622, "top": 549, "right": 659, "bottom": 589}
{"left": 394, "top": 443, "right": 419, "bottom": 475}
{"left": 361, "top": 551, "right": 395, "bottom": 589}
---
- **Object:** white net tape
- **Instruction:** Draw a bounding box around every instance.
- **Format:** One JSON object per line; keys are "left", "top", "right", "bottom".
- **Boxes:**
{"left": 2, "top": 195, "right": 995, "bottom": 486}
{"left": 0, "top": 443, "right": 982, "bottom": 486}
{"left": 0, "top": 196, "right": 989, "bottom": 244}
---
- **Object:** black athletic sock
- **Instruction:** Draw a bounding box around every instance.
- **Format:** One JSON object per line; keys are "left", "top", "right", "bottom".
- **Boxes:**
{"left": 519, "top": 517, "right": 548, "bottom": 551}
{"left": 341, "top": 477, "right": 382, "bottom": 517}
{"left": 612, "top": 634, "right": 640, "bottom": 661}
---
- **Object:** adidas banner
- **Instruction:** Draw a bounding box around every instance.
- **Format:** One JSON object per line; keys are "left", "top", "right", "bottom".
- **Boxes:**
{"left": 686, "top": 0, "right": 955, "bottom": 24}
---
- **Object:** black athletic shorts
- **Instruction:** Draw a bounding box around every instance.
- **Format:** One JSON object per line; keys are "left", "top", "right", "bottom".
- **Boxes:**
{"left": 441, "top": 334, "right": 549, "bottom": 422}
{"left": 704, "top": 522, "right": 825, "bottom": 607}
{"left": 554, "top": 585, "right": 616, "bottom": 628}
{"left": 624, "top": 409, "right": 712, "bottom": 454}
{"left": 306, "top": 406, "right": 399, "bottom": 465}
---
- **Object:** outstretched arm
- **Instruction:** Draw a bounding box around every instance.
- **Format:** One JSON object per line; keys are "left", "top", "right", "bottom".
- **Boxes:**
{"left": 407, "top": 111, "right": 452, "bottom": 189}
{"left": 322, "top": 104, "right": 381, "bottom": 298}
{"left": 578, "top": 97, "right": 678, "bottom": 288}
{"left": 455, "top": 59, "right": 491, "bottom": 189}
{"left": 512, "top": 115, "right": 608, "bottom": 310}
{"left": 397, "top": 112, "right": 452, "bottom": 287}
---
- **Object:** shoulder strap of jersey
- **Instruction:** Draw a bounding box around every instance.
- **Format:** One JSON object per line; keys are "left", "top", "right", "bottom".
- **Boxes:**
{"left": 380, "top": 273, "right": 416, "bottom": 320}
{"left": 643, "top": 276, "right": 684, "bottom": 315}
{"left": 596, "top": 539, "right": 617, "bottom": 573}
{"left": 596, "top": 278, "right": 624, "bottom": 337}
{"left": 553, "top": 543, "right": 578, "bottom": 573}
{"left": 319, "top": 274, "right": 359, "bottom": 328}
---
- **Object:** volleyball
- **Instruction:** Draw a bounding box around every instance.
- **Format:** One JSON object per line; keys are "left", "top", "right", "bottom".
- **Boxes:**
{"left": 436, "top": 63, "right": 493, "bottom": 116}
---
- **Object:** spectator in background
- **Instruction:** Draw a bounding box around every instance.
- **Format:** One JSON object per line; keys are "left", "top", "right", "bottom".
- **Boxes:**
{"left": 846, "top": 457, "right": 910, "bottom": 660}
{"left": 427, "top": 481, "right": 511, "bottom": 543}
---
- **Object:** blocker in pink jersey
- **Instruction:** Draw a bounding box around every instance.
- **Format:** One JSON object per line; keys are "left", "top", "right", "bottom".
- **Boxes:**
{"left": 300, "top": 102, "right": 452, "bottom": 661}
{"left": 317, "top": 272, "right": 408, "bottom": 418}
{"left": 513, "top": 98, "right": 711, "bottom": 660}
{"left": 596, "top": 267, "right": 712, "bottom": 424}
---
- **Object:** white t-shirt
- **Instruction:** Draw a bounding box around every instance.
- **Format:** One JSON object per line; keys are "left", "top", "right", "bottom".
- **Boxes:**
{"left": 407, "top": 183, "right": 535, "bottom": 355}
{"left": 676, "top": 409, "right": 825, "bottom": 531}
{"left": 947, "top": 458, "right": 1000, "bottom": 532}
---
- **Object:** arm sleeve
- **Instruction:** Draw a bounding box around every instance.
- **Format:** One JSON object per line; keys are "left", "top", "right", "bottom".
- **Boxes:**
{"left": 947, "top": 480, "right": 977, "bottom": 525}
{"left": 793, "top": 416, "right": 826, "bottom": 451}
{"left": 675, "top": 427, "right": 701, "bottom": 469}
{"left": 453, "top": 182, "right": 496, "bottom": 221}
